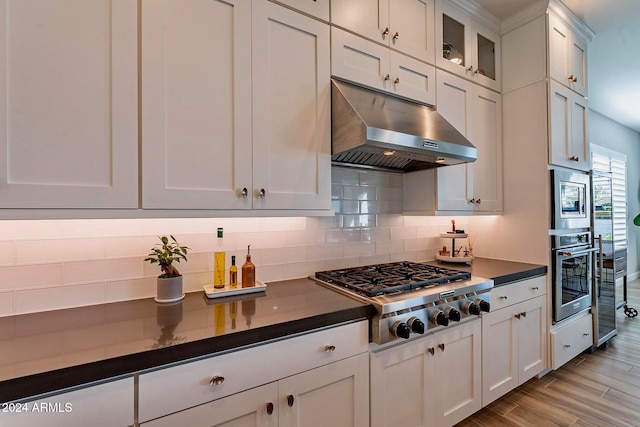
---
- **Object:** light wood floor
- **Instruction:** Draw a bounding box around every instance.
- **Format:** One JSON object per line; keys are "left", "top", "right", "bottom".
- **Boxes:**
{"left": 457, "top": 278, "right": 640, "bottom": 427}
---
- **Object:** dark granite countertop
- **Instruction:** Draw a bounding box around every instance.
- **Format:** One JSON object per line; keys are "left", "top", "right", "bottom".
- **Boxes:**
{"left": 426, "top": 257, "right": 547, "bottom": 286}
{"left": 0, "top": 278, "right": 373, "bottom": 403}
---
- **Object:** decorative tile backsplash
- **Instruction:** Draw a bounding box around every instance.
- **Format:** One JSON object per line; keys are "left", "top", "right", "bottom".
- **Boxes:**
{"left": 0, "top": 167, "right": 475, "bottom": 317}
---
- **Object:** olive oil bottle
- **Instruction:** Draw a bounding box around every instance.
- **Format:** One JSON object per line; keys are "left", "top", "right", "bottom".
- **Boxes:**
{"left": 242, "top": 245, "right": 255, "bottom": 288}
{"left": 229, "top": 256, "right": 238, "bottom": 289}
{"left": 213, "top": 228, "right": 225, "bottom": 289}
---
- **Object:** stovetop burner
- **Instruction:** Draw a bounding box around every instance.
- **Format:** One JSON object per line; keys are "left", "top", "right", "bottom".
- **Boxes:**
{"left": 315, "top": 261, "right": 471, "bottom": 297}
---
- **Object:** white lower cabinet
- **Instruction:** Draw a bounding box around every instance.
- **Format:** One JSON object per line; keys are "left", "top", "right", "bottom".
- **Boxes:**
{"left": 0, "top": 378, "right": 134, "bottom": 427}
{"left": 551, "top": 312, "right": 593, "bottom": 369}
{"left": 138, "top": 321, "right": 369, "bottom": 425}
{"left": 482, "top": 293, "right": 547, "bottom": 406}
{"left": 143, "top": 353, "right": 368, "bottom": 427}
{"left": 370, "top": 319, "right": 482, "bottom": 427}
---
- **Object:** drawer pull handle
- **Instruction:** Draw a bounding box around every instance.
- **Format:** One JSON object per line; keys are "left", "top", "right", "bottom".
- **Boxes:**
{"left": 428, "top": 347, "right": 435, "bottom": 355}
{"left": 266, "top": 402, "right": 274, "bottom": 415}
{"left": 564, "top": 344, "right": 571, "bottom": 348}
{"left": 438, "top": 343, "right": 445, "bottom": 352}
{"left": 500, "top": 296, "right": 508, "bottom": 300}
{"left": 325, "top": 345, "right": 336, "bottom": 353}
{"left": 287, "top": 394, "right": 295, "bottom": 407}
{"left": 209, "top": 376, "right": 225, "bottom": 386}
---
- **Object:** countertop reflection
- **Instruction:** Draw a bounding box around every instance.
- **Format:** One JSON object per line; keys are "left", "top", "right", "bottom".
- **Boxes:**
{"left": 0, "top": 278, "right": 372, "bottom": 402}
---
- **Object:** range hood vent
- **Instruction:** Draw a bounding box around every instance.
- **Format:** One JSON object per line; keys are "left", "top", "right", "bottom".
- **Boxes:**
{"left": 331, "top": 79, "right": 477, "bottom": 173}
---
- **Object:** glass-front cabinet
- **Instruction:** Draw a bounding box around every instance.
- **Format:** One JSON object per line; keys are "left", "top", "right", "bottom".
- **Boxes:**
{"left": 435, "top": 0, "right": 500, "bottom": 91}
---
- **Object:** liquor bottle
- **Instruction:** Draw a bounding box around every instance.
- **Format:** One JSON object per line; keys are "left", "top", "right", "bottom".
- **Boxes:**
{"left": 229, "top": 256, "right": 238, "bottom": 289}
{"left": 213, "top": 228, "right": 226, "bottom": 289}
{"left": 242, "top": 245, "right": 255, "bottom": 288}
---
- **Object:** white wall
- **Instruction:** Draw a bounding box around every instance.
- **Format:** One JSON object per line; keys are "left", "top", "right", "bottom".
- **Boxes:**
{"left": 0, "top": 167, "right": 483, "bottom": 317}
{"left": 589, "top": 110, "right": 640, "bottom": 280}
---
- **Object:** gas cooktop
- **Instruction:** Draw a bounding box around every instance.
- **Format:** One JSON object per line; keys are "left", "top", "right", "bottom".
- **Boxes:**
{"left": 314, "top": 261, "right": 472, "bottom": 298}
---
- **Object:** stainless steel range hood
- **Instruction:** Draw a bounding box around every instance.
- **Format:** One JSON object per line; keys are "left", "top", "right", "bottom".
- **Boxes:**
{"left": 331, "top": 79, "right": 477, "bottom": 172}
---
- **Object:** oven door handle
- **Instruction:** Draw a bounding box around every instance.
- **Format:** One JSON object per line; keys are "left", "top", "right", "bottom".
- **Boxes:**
{"left": 556, "top": 247, "right": 599, "bottom": 257}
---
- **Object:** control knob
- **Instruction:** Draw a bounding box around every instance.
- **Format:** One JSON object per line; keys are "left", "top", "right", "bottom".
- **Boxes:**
{"left": 444, "top": 306, "right": 461, "bottom": 322}
{"left": 407, "top": 317, "right": 425, "bottom": 334}
{"left": 391, "top": 321, "right": 411, "bottom": 339}
{"left": 475, "top": 298, "right": 490, "bottom": 313}
{"left": 462, "top": 300, "right": 481, "bottom": 316}
{"left": 431, "top": 310, "right": 449, "bottom": 327}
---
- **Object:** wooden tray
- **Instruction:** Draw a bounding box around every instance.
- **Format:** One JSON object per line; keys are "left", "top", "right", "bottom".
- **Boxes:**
{"left": 203, "top": 280, "right": 267, "bottom": 299}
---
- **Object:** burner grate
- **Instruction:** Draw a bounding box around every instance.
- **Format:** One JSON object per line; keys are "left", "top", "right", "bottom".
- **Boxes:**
{"left": 315, "top": 261, "right": 471, "bottom": 297}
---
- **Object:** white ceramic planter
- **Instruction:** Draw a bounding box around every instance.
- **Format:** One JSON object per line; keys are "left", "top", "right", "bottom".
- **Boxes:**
{"left": 155, "top": 276, "right": 185, "bottom": 303}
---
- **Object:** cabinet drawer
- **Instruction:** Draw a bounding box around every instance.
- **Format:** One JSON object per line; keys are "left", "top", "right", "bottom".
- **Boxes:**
{"left": 490, "top": 276, "right": 546, "bottom": 310}
{"left": 138, "top": 320, "right": 368, "bottom": 423}
{"left": 551, "top": 313, "right": 592, "bottom": 369}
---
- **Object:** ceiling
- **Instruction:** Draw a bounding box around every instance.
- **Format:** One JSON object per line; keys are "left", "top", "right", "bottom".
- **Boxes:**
{"left": 473, "top": 0, "right": 640, "bottom": 134}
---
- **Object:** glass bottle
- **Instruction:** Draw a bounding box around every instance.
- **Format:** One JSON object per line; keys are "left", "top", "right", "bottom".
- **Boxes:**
{"left": 213, "top": 228, "right": 225, "bottom": 289}
{"left": 229, "top": 255, "right": 238, "bottom": 289}
{"left": 242, "top": 245, "right": 255, "bottom": 288}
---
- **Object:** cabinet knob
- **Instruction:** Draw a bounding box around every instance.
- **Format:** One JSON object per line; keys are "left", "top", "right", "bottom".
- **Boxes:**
{"left": 515, "top": 313, "right": 521, "bottom": 319}
{"left": 467, "top": 65, "right": 474, "bottom": 72}
{"left": 569, "top": 155, "right": 580, "bottom": 162}
{"left": 241, "top": 187, "right": 248, "bottom": 199}
{"left": 568, "top": 74, "right": 578, "bottom": 83}
{"left": 438, "top": 343, "right": 445, "bottom": 352}
{"left": 392, "top": 32, "right": 399, "bottom": 40}
{"left": 531, "top": 287, "right": 539, "bottom": 291}
{"left": 209, "top": 376, "right": 225, "bottom": 386}
{"left": 469, "top": 198, "right": 475, "bottom": 204}
{"left": 393, "top": 77, "right": 400, "bottom": 84}
{"left": 324, "top": 345, "right": 336, "bottom": 353}
{"left": 475, "top": 198, "right": 481, "bottom": 204}
{"left": 266, "top": 402, "right": 274, "bottom": 415}
{"left": 258, "top": 188, "right": 266, "bottom": 199}
{"left": 583, "top": 333, "right": 590, "bottom": 336}
{"left": 287, "top": 394, "right": 295, "bottom": 407}
{"left": 564, "top": 344, "right": 571, "bottom": 348}
{"left": 384, "top": 74, "right": 391, "bottom": 81}
{"left": 427, "top": 347, "right": 435, "bottom": 355}
{"left": 382, "top": 27, "right": 390, "bottom": 36}
{"left": 521, "top": 311, "right": 527, "bottom": 318}
{"left": 499, "top": 296, "right": 508, "bottom": 300}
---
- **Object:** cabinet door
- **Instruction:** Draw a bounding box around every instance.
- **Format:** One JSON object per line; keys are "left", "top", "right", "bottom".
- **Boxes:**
{"left": 331, "top": 28, "right": 391, "bottom": 93}
{"left": 470, "top": 22, "right": 501, "bottom": 92}
{"left": 252, "top": 1, "right": 331, "bottom": 210}
{"left": 550, "top": 81, "right": 589, "bottom": 171}
{"left": 331, "top": 0, "right": 390, "bottom": 46}
{"left": 141, "top": 0, "right": 252, "bottom": 209}
{"left": 470, "top": 86, "right": 502, "bottom": 212}
{"left": 548, "top": 13, "right": 587, "bottom": 96}
{"left": 280, "top": 353, "right": 369, "bottom": 427}
{"left": 517, "top": 296, "right": 547, "bottom": 385}
{"left": 435, "top": 1, "right": 473, "bottom": 80}
{"left": 481, "top": 306, "right": 518, "bottom": 406}
{"left": 142, "top": 382, "right": 279, "bottom": 427}
{"left": 389, "top": 0, "right": 435, "bottom": 64}
{"left": 389, "top": 51, "right": 436, "bottom": 105}
{"left": 435, "top": 71, "right": 473, "bottom": 211}
{"left": 427, "top": 320, "right": 482, "bottom": 427}
{"left": 1, "top": 378, "right": 133, "bottom": 427}
{"left": 0, "top": 0, "right": 137, "bottom": 208}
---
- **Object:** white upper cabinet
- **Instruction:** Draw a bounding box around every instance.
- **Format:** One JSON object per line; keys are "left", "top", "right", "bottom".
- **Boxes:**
{"left": 549, "top": 80, "right": 589, "bottom": 171}
{"left": 272, "top": 0, "right": 330, "bottom": 21}
{"left": 141, "top": 0, "right": 252, "bottom": 209}
{"left": 142, "top": 0, "right": 330, "bottom": 211}
{"left": 331, "top": 0, "right": 436, "bottom": 65}
{"left": 331, "top": 28, "right": 436, "bottom": 105}
{"left": 548, "top": 13, "right": 588, "bottom": 96}
{"left": 404, "top": 70, "right": 502, "bottom": 214}
{"left": 435, "top": 0, "right": 501, "bottom": 91}
{"left": 0, "top": 0, "right": 138, "bottom": 208}
{"left": 252, "top": 0, "right": 331, "bottom": 210}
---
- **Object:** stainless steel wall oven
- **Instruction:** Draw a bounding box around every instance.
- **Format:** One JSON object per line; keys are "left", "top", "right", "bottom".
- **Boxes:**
{"left": 552, "top": 231, "right": 596, "bottom": 323}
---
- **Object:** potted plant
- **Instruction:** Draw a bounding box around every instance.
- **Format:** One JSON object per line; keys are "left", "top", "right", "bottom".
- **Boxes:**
{"left": 145, "top": 235, "right": 189, "bottom": 303}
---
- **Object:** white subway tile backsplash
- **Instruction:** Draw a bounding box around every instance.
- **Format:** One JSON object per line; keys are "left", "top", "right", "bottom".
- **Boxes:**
{"left": 15, "top": 283, "right": 106, "bottom": 315}
{"left": 0, "top": 169, "right": 457, "bottom": 316}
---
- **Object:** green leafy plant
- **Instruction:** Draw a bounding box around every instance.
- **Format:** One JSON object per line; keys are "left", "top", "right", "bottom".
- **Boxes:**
{"left": 634, "top": 213, "right": 640, "bottom": 227}
{"left": 145, "top": 236, "right": 189, "bottom": 278}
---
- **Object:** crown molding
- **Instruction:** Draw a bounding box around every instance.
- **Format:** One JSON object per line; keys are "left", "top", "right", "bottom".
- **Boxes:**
{"left": 500, "top": 0, "right": 548, "bottom": 34}
{"left": 449, "top": 0, "right": 501, "bottom": 33}
{"left": 548, "top": 0, "right": 595, "bottom": 42}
